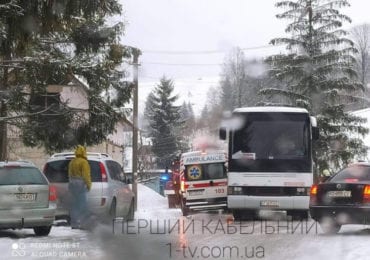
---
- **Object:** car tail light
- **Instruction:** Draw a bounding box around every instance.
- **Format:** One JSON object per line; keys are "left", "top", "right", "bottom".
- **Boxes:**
{"left": 363, "top": 185, "right": 370, "bottom": 203}
{"left": 99, "top": 162, "right": 108, "bottom": 182}
{"left": 49, "top": 185, "right": 57, "bottom": 202}
{"left": 310, "top": 185, "right": 318, "bottom": 196}
{"left": 309, "top": 184, "right": 318, "bottom": 205}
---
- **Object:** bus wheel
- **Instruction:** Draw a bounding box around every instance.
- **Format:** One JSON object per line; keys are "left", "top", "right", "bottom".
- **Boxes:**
{"left": 287, "top": 210, "right": 309, "bottom": 220}
{"left": 233, "top": 210, "right": 256, "bottom": 221}
{"left": 181, "top": 199, "right": 190, "bottom": 216}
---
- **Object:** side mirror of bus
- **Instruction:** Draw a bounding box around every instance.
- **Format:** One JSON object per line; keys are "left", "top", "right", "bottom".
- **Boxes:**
{"left": 312, "top": 127, "right": 319, "bottom": 140}
{"left": 219, "top": 127, "right": 227, "bottom": 140}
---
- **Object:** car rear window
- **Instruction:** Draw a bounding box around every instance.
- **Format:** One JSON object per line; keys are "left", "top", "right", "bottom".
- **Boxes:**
{"left": 330, "top": 166, "right": 370, "bottom": 182}
{"left": 44, "top": 160, "right": 102, "bottom": 182}
{"left": 0, "top": 167, "right": 48, "bottom": 185}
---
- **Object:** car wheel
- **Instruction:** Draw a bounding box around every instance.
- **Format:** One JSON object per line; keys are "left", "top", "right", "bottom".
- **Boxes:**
{"left": 126, "top": 200, "right": 135, "bottom": 221}
{"left": 33, "top": 226, "right": 52, "bottom": 236}
{"left": 110, "top": 198, "right": 117, "bottom": 219}
{"left": 181, "top": 199, "right": 190, "bottom": 216}
{"left": 320, "top": 218, "right": 341, "bottom": 234}
{"left": 66, "top": 216, "right": 71, "bottom": 226}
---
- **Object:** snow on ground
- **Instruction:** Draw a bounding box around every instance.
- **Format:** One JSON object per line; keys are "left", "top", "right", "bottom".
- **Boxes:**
{"left": 136, "top": 182, "right": 182, "bottom": 220}
{"left": 2, "top": 184, "right": 370, "bottom": 260}
{"left": 0, "top": 183, "right": 171, "bottom": 259}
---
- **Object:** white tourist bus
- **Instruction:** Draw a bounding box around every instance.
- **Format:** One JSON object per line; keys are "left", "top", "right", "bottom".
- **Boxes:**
{"left": 220, "top": 106, "right": 318, "bottom": 220}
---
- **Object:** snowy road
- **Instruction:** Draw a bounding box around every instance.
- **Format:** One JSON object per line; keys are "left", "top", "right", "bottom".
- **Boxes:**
{"left": 1, "top": 184, "right": 370, "bottom": 260}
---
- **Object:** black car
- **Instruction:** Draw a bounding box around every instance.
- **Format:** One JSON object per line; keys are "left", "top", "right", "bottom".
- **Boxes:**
{"left": 309, "top": 162, "right": 370, "bottom": 234}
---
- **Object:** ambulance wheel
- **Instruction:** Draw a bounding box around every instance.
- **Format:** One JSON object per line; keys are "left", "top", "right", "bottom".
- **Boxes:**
{"left": 232, "top": 210, "right": 247, "bottom": 220}
{"left": 181, "top": 199, "right": 190, "bottom": 216}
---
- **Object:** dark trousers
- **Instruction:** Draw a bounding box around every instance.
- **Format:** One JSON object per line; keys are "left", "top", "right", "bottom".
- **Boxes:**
{"left": 68, "top": 178, "right": 88, "bottom": 228}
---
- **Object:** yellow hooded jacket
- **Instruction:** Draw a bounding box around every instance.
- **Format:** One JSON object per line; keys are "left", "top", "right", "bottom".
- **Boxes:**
{"left": 68, "top": 145, "right": 92, "bottom": 191}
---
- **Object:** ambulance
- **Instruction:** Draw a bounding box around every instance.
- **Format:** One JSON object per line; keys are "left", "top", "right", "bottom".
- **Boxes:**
{"left": 179, "top": 150, "right": 227, "bottom": 216}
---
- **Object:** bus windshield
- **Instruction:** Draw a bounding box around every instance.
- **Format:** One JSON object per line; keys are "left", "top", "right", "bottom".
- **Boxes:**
{"left": 230, "top": 112, "right": 311, "bottom": 172}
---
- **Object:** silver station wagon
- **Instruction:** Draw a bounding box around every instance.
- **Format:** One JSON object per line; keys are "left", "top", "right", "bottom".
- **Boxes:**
{"left": 43, "top": 152, "right": 135, "bottom": 223}
{"left": 0, "top": 161, "right": 56, "bottom": 236}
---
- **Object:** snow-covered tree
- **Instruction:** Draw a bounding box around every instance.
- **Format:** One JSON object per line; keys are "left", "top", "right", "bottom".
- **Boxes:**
{"left": 179, "top": 101, "right": 195, "bottom": 148}
{"left": 220, "top": 47, "right": 249, "bottom": 110}
{"left": 350, "top": 23, "right": 370, "bottom": 109}
{"left": 219, "top": 48, "right": 266, "bottom": 111}
{"left": 0, "top": 0, "right": 132, "bottom": 158}
{"left": 197, "top": 87, "right": 224, "bottom": 136}
{"left": 144, "top": 76, "right": 183, "bottom": 168}
{"left": 263, "top": 0, "right": 368, "bottom": 171}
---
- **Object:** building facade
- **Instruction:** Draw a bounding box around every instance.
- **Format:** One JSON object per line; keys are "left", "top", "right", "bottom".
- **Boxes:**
{"left": 7, "top": 77, "right": 133, "bottom": 169}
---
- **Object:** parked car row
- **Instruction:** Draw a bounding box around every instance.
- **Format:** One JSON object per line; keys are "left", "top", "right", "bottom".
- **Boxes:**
{"left": 0, "top": 152, "right": 135, "bottom": 236}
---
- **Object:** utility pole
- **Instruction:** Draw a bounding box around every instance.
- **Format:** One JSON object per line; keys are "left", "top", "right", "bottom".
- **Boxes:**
{"left": 132, "top": 47, "right": 141, "bottom": 211}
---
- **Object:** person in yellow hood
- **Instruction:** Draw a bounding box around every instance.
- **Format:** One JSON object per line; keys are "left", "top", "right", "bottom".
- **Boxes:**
{"left": 68, "top": 145, "right": 91, "bottom": 229}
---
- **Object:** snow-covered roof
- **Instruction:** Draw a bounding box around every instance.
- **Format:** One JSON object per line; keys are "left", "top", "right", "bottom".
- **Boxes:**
{"left": 233, "top": 106, "right": 308, "bottom": 113}
{"left": 351, "top": 107, "right": 370, "bottom": 116}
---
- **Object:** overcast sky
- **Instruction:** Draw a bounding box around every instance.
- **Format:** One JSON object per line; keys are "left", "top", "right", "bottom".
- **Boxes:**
{"left": 119, "top": 0, "right": 370, "bottom": 114}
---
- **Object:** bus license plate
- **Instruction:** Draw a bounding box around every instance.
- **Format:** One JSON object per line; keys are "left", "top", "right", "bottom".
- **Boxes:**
{"left": 15, "top": 193, "right": 36, "bottom": 201}
{"left": 260, "top": 200, "right": 279, "bottom": 207}
{"left": 188, "top": 190, "right": 204, "bottom": 196}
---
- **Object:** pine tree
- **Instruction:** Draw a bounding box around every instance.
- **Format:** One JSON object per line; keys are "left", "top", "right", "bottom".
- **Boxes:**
{"left": 350, "top": 23, "right": 370, "bottom": 109}
{"left": 0, "top": 0, "right": 132, "bottom": 157}
{"left": 263, "top": 0, "right": 368, "bottom": 171}
{"left": 145, "top": 76, "right": 182, "bottom": 168}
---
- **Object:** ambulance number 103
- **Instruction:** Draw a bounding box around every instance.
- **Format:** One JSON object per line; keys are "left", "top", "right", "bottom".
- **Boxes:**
{"left": 215, "top": 188, "right": 225, "bottom": 194}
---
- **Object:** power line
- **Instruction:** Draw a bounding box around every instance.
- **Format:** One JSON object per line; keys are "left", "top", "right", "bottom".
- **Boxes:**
{"left": 140, "top": 44, "right": 283, "bottom": 66}
{"left": 140, "top": 76, "right": 219, "bottom": 83}
{"left": 142, "top": 44, "right": 278, "bottom": 55}
{"left": 142, "top": 62, "right": 222, "bottom": 66}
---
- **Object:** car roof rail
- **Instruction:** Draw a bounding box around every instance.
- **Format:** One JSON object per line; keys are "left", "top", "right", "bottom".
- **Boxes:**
{"left": 50, "top": 152, "right": 111, "bottom": 159}
{"left": 0, "top": 160, "right": 35, "bottom": 167}
{"left": 50, "top": 152, "right": 75, "bottom": 158}
{"left": 86, "top": 152, "right": 110, "bottom": 158}
{"left": 16, "top": 160, "right": 35, "bottom": 165}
